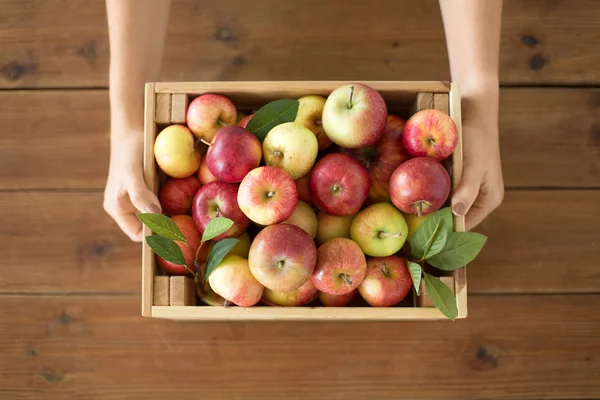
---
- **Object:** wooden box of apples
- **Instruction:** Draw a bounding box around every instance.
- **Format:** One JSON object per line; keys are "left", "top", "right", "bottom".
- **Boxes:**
{"left": 140, "top": 81, "right": 487, "bottom": 321}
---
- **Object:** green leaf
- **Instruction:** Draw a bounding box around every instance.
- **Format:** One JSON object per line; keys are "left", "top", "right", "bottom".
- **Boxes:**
{"left": 138, "top": 213, "right": 186, "bottom": 242}
{"left": 407, "top": 261, "right": 422, "bottom": 296}
{"left": 145, "top": 236, "right": 187, "bottom": 266}
{"left": 422, "top": 219, "right": 448, "bottom": 260}
{"left": 246, "top": 99, "right": 300, "bottom": 141}
{"left": 423, "top": 273, "right": 457, "bottom": 320}
{"left": 410, "top": 207, "right": 453, "bottom": 259}
{"left": 202, "top": 217, "right": 234, "bottom": 243}
{"left": 204, "top": 238, "right": 240, "bottom": 281}
{"left": 427, "top": 232, "right": 487, "bottom": 271}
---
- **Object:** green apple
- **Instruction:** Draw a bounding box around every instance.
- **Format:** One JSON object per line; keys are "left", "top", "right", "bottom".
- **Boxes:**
{"left": 350, "top": 203, "right": 408, "bottom": 257}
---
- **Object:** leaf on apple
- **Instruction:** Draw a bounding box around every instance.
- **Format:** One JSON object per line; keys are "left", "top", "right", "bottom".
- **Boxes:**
{"left": 204, "top": 238, "right": 240, "bottom": 281}
{"left": 410, "top": 207, "right": 452, "bottom": 259}
{"left": 407, "top": 261, "right": 422, "bottom": 295}
{"left": 423, "top": 273, "right": 457, "bottom": 320}
{"left": 421, "top": 219, "right": 447, "bottom": 259}
{"left": 427, "top": 232, "right": 487, "bottom": 271}
{"left": 145, "top": 236, "right": 187, "bottom": 266}
{"left": 202, "top": 217, "right": 234, "bottom": 243}
{"left": 138, "top": 213, "right": 187, "bottom": 242}
{"left": 246, "top": 99, "right": 300, "bottom": 141}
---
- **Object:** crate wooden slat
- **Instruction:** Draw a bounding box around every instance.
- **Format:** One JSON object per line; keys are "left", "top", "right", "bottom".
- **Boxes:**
{"left": 142, "top": 81, "right": 465, "bottom": 320}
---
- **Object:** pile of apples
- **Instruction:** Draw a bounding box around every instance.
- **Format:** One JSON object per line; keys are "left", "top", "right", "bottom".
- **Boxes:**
{"left": 153, "top": 83, "right": 458, "bottom": 308}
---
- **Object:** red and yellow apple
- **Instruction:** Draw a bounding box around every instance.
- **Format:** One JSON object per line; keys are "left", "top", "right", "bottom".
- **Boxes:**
{"left": 315, "top": 213, "right": 354, "bottom": 245}
{"left": 403, "top": 109, "right": 458, "bottom": 161}
{"left": 262, "top": 279, "right": 318, "bottom": 307}
{"left": 350, "top": 203, "right": 408, "bottom": 257}
{"left": 237, "top": 113, "right": 254, "bottom": 128}
{"left": 358, "top": 256, "right": 412, "bottom": 307}
{"left": 282, "top": 200, "right": 318, "bottom": 239}
{"left": 197, "top": 154, "right": 218, "bottom": 185}
{"left": 262, "top": 122, "right": 318, "bottom": 180}
{"left": 294, "top": 174, "right": 313, "bottom": 206}
{"left": 186, "top": 94, "right": 237, "bottom": 143}
{"left": 156, "top": 215, "right": 201, "bottom": 275}
{"left": 295, "top": 95, "right": 332, "bottom": 150}
{"left": 154, "top": 125, "right": 201, "bottom": 178}
{"left": 206, "top": 126, "right": 262, "bottom": 183}
{"left": 208, "top": 254, "right": 264, "bottom": 307}
{"left": 318, "top": 289, "right": 357, "bottom": 307}
{"left": 311, "top": 238, "right": 367, "bottom": 295}
{"left": 389, "top": 157, "right": 450, "bottom": 216}
{"left": 248, "top": 224, "right": 317, "bottom": 292}
{"left": 158, "top": 176, "right": 201, "bottom": 216}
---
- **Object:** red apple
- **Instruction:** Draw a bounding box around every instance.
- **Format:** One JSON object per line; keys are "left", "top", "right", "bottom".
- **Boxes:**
{"left": 238, "top": 166, "right": 298, "bottom": 225}
{"left": 309, "top": 153, "right": 369, "bottom": 216}
{"left": 208, "top": 254, "right": 264, "bottom": 307}
{"left": 311, "top": 238, "right": 367, "bottom": 295}
{"left": 358, "top": 256, "right": 412, "bottom": 307}
{"left": 186, "top": 94, "right": 237, "bottom": 143}
{"left": 156, "top": 215, "right": 201, "bottom": 275}
{"left": 318, "top": 289, "right": 357, "bottom": 307}
{"left": 197, "top": 154, "right": 218, "bottom": 185}
{"left": 192, "top": 181, "right": 250, "bottom": 240}
{"left": 206, "top": 126, "right": 262, "bottom": 183}
{"left": 262, "top": 279, "right": 318, "bottom": 307}
{"left": 238, "top": 113, "right": 254, "bottom": 128}
{"left": 248, "top": 224, "right": 317, "bottom": 292}
{"left": 294, "top": 174, "right": 313, "bottom": 206}
{"left": 389, "top": 157, "right": 450, "bottom": 216}
{"left": 158, "top": 176, "right": 201, "bottom": 216}
{"left": 403, "top": 109, "right": 458, "bottom": 161}
{"left": 322, "top": 83, "right": 387, "bottom": 148}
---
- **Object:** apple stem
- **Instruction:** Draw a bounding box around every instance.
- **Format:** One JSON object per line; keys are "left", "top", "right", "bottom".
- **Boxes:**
{"left": 267, "top": 191, "right": 276, "bottom": 198}
{"left": 217, "top": 119, "right": 228, "bottom": 128}
{"left": 348, "top": 85, "right": 355, "bottom": 109}
{"left": 198, "top": 138, "right": 212, "bottom": 147}
{"left": 382, "top": 263, "right": 390, "bottom": 277}
{"left": 378, "top": 231, "right": 403, "bottom": 238}
{"left": 428, "top": 137, "right": 437, "bottom": 148}
{"left": 224, "top": 299, "right": 230, "bottom": 307}
{"left": 340, "top": 273, "right": 353, "bottom": 286}
{"left": 273, "top": 150, "right": 283, "bottom": 158}
{"left": 331, "top": 184, "right": 341, "bottom": 194}
{"left": 193, "top": 275, "right": 205, "bottom": 298}
{"left": 417, "top": 202, "right": 423, "bottom": 217}
{"left": 277, "top": 260, "right": 286, "bottom": 270}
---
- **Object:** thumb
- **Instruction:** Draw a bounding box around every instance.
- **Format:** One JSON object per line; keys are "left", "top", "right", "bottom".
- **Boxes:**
{"left": 451, "top": 166, "right": 482, "bottom": 217}
{"left": 129, "top": 176, "right": 162, "bottom": 214}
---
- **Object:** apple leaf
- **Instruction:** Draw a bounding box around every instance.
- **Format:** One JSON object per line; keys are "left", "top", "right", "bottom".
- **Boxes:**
{"left": 427, "top": 232, "right": 487, "bottom": 271}
{"left": 204, "top": 238, "right": 240, "bottom": 281}
{"left": 138, "top": 213, "right": 186, "bottom": 242}
{"left": 145, "top": 236, "right": 186, "bottom": 266}
{"left": 410, "top": 207, "right": 453, "bottom": 259}
{"left": 202, "top": 217, "right": 234, "bottom": 243}
{"left": 423, "top": 273, "right": 457, "bottom": 321}
{"left": 422, "top": 219, "right": 448, "bottom": 260}
{"left": 407, "top": 261, "right": 422, "bottom": 296}
{"left": 246, "top": 99, "right": 300, "bottom": 141}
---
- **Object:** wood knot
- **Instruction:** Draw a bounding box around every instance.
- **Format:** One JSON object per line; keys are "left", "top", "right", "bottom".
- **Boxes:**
{"left": 1, "top": 60, "right": 38, "bottom": 82}
{"left": 528, "top": 55, "right": 546, "bottom": 70}
{"left": 232, "top": 55, "right": 247, "bottom": 67}
{"left": 589, "top": 123, "right": 600, "bottom": 146}
{"left": 469, "top": 346, "right": 498, "bottom": 370}
{"left": 78, "top": 241, "right": 112, "bottom": 265}
{"left": 42, "top": 367, "right": 63, "bottom": 384}
{"left": 383, "top": 58, "right": 391, "bottom": 65}
{"left": 28, "top": 349, "right": 38, "bottom": 357}
{"left": 60, "top": 312, "right": 73, "bottom": 325}
{"left": 77, "top": 40, "right": 97, "bottom": 60}
{"left": 391, "top": 40, "right": 399, "bottom": 48}
{"left": 214, "top": 27, "right": 236, "bottom": 43}
{"left": 522, "top": 35, "right": 540, "bottom": 47}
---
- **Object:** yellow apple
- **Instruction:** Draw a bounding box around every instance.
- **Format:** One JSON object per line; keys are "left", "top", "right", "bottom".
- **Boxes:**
{"left": 154, "top": 124, "right": 202, "bottom": 178}
{"left": 404, "top": 213, "right": 429, "bottom": 243}
{"left": 207, "top": 232, "right": 252, "bottom": 259}
{"left": 315, "top": 213, "right": 354, "bottom": 245}
{"left": 295, "top": 95, "right": 332, "bottom": 150}
{"left": 262, "top": 122, "right": 318, "bottom": 180}
{"left": 282, "top": 200, "right": 318, "bottom": 239}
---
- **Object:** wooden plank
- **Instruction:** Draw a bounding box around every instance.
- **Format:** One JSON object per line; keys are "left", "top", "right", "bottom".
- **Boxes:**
{"left": 1, "top": 0, "right": 600, "bottom": 88}
{"left": 170, "top": 93, "right": 189, "bottom": 124}
{"left": 169, "top": 276, "right": 196, "bottom": 306}
{"left": 153, "top": 276, "right": 170, "bottom": 306}
{"left": 0, "top": 191, "right": 597, "bottom": 295}
{"left": 155, "top": 93, "right": 171, "bottom": 125}
{"left": 0, "top": 294, "right": 598, "bottom": 399}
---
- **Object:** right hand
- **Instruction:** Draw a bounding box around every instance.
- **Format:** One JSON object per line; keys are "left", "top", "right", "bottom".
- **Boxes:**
{"left": 103, "top": 130, "right": 162, "bottom": 242}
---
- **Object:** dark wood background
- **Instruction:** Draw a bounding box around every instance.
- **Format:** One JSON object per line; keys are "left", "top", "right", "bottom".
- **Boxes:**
{"left": 1, "top": 0, "right": 599, "bottom": 398}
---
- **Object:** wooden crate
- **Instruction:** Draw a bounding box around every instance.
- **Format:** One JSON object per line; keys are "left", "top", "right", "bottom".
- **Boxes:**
{"left": 142, "top": 81, "right": 466, "bottom": 320}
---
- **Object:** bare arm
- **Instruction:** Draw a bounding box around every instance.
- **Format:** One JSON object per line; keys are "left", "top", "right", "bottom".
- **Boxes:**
{"left": 104, "top": 0, "right": 171, "bottom": 241}
{"left": 439, "top": 0, "right": 504, "bottom": 230}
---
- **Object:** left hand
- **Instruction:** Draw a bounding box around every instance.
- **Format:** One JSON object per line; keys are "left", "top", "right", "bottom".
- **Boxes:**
{"left": 451, "top": 89, "right": 504, "bottom": 231}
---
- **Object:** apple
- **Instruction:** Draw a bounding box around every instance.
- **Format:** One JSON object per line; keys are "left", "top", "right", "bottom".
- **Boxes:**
{"left": 322, "top": 83, "right": 387, "bottom": 148}
{"left": 282, "top": 200, "right": 318, "bottom": 239}
{"left": 358, "top": 255, "right": 412, "bottom": 307}
{"left": 294, "top": 174, "right": 313, "bottom": 206}
{"left": 341, "top": 115, "right": 410, "bottom": 202}
{"left": 309, "top": 153, "right": 369, "bottom": 216}
{"left": 403, "top": 109, "right": 458, "bottom": 161}
{"left": 197, "top": 154, "right": 218, "bottom": 185}
{"left": 192, "top": 181, "right": 250, "bottom": 240}
{"left": 196, "top": 262, "right": 226, "bottom": 306}
{"left": 404, "top": 213, "right": 428, "bottom": 244}
{"left": 262, "top": 279, "right": 318, "bottom": 307}
{"left": 248, "top": 224, "right": 317, "bottom": 292}
{"left": 158, "top": 176, "right": 201, "bottom": 216}
{"left": 156, "top": 215, "right": 201, "bottom": 275}
{"left": 237, "top": 113, "right": 254, "bottom": 128}
{"left": 206, "top": 126, "right": 262, "bottom": 183}
{"left": 295, "top": 95, "right": 332, "bottom": 150}
{"left": 208, "top": 254, "right": 264, "bottom": 307}
{"left": 238, "top": 166, "right": 298, "bottom": 225}
{"left": 350, "top": 203, "right": 408, "bottom": 257}
{"left": 154, "top": 125, "right": 202, "bottom": 178}
{"left": 311, "top": 238, "right": 367, "bottom": 295}
{"left": 186, "top": 94, "right": 237, "bottom": 143}
{"left": 389, "top": 157, "right": 450, "bottom": 216}
{"left": 315, "top": 213, "right": 354, "bottom": 245}
{"left": 207, "top": 231, "right": 252, "bottom": 259}
{"left": 318, "top": 289, "right": 357, "bottom": 307}
{"left": 262, "top": 122, "right": 318, "bottom": 180}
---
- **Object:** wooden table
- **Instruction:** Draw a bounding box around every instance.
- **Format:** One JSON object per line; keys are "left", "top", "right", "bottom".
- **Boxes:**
{"left": 1, "top": 1, "right": 599, "bottom": 398}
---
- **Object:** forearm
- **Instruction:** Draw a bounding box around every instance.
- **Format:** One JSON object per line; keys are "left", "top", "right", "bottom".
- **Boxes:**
{"left": 106, "top": 0, "right": 171, "bottom": 134}
{"left": 439, "top": 0, "right": 502, "bottom": 116}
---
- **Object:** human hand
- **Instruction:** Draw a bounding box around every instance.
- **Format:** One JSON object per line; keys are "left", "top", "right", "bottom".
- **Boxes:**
{"left": 103, "top": 129, "right": 162, "bottom": 241}
{"left": 451, "top": 90, "right": 504, "bottom": 231}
